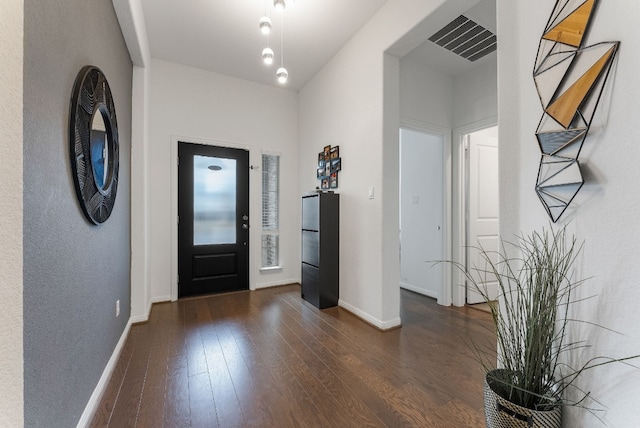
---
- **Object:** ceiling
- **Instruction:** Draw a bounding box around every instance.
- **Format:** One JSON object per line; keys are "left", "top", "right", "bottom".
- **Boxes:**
{"left": 141, "top": 0, "right": 388, "bottom": 90}
{"left": 403, "top": 0, "right": 497, "bottom": 76}
{"left": 140, "top": 0, "right": 496, "bottom": 91}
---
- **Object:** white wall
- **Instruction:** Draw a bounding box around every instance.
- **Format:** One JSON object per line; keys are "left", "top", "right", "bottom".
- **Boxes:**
{"left": 130, "top": 65, "right": 150, "bottom": 321}
{"left": 298, "top": 0, "right": 464, "bottom": 328}
{"left": 453, "top": 56, "right": 497, "bottom": 129}
{"left": 0, "top": 1, "right": 23, "bottom": 425}
{"left": 499, "top": 0, "right": 640, "bottom": 425}
{"left": 147, "top": 59, "right": 300, "bottom": 301}
{"left": 400, "top": 57, "right": 454, "bottom": 129}
{"left": 399, "top": 50, "right": 497, "bottom": 132}
{"left": 113, "top": 0, "right": 152, "bottom": 323}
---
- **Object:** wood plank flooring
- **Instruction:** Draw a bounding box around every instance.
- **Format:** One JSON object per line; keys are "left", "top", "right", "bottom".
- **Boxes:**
{"left": 90, "top": 284, "right": 495, "bottom": 427}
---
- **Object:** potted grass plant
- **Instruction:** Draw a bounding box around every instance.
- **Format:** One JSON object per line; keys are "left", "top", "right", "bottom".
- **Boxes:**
{"left": 450, "top": 225, "right": 638, "bottom": 427}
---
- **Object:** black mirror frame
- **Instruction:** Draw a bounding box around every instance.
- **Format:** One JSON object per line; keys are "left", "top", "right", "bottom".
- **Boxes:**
{"left": 69, "top": 65, "right": 119, "bottom": 225}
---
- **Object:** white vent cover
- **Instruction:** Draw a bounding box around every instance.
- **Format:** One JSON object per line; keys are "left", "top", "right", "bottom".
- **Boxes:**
{"left": 428, "top": 15, "right": 496, "bottom": 62}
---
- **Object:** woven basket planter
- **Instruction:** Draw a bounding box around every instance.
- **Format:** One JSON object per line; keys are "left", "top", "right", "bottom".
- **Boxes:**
{"left": 484, "top": 370, "right": 561, "bottom": 428}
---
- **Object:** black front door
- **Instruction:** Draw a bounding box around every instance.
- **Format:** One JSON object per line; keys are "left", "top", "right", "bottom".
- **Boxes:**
{"left": 178, "top": 142, "right": 249, "bottom": 297}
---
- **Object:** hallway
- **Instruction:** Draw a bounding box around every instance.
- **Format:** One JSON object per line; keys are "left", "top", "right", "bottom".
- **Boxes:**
{"left": 91, "top": 285, "right": 495, "bottom": 427}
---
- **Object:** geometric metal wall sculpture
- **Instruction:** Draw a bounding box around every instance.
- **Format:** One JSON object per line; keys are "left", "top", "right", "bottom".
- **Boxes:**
{"left": 533, "top": 0, "right": 619, "bottom": 222}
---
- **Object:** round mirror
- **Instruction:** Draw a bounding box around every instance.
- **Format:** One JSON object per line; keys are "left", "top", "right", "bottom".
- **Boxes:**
{"left": 69, "top": 66, "right": 119, "bottom": 225}
{"left": 90, "top": 110, "right": 112, "bottom": 192}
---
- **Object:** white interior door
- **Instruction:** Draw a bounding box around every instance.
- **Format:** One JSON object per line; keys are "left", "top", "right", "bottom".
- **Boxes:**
{"left": 467, "top": 126, "right": 499, "bottom": 304}
{"left": 400, "top": 128, "right": 444, "bottom": 300}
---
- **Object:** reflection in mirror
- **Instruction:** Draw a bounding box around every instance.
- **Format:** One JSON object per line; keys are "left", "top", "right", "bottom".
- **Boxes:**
{"left": 90, "top": 111, "right": 109, "bottom": 190}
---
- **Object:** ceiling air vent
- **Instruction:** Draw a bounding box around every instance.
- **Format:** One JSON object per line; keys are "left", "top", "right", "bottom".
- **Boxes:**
{"left": 428, "top": 15, "right": 496, "bottom": 62}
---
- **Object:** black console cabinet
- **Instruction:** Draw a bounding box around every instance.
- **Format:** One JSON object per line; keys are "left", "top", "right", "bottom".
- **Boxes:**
{"left": 301, "top": 192, "right": 339, "bottom": 308}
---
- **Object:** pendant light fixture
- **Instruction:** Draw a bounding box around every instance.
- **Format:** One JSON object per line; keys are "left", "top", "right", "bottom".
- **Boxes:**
{"left": 260, "top": 0, "right": 274, "bottom": 65}
{"left": 273, "top": 0, "right": 286, "bottom": 12}
{"left": 262, "top": 46, "right": 274, "bottom": 65}
{"left": 276, "top": 68, "right": 288, "bottom": 84}
{"left": 276, "top": 10, "right": 288, "bottom": 84}
{"left": 258, "top": 0, "right": 292, "bottom": 84}
{"left": 258, "top": 16, "right": 272, "bottom": 35}
{"left": 258, "top": 0, "right": 272, "bottom": 35}
{"left": 274, "top": 0, "right": 295, "bottom": 12}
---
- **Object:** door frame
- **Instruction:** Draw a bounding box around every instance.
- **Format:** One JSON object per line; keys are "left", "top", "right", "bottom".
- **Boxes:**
{"left": 399, "top": 118, "right": 452, "bottom": 306}
{"left": 452, "top": 116, "right": 498, "bottom": 307}
{"left": 170, "top": 135, "right": 258, "bottom": 301}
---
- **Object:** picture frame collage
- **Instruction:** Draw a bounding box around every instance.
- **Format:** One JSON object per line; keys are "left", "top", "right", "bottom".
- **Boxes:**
{"left": 317, "top": 145, "right": 342, "bottom": 190}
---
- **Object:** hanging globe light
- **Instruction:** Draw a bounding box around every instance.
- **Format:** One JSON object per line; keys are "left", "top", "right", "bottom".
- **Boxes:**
{"left": 258, "top": 16, "right": 272, "bottom": 35}
{"left": 276, "top": 67, "right": 288, "bottom": 84}
{"left": 273, "top": 0, "right": 286, "bottom": 12}
{"left": 262, "top": 47, "right": 274, "bottom": 65}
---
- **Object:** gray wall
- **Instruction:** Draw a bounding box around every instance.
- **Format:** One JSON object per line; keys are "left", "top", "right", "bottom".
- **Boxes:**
{"left": 23, "top": 0, "right": 132, "bottom": 426}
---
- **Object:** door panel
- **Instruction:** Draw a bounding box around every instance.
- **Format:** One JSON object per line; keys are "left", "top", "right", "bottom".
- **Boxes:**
{"left": 192, "top": 253, "right": 237, "bottom": 277}
{"left": 467, "top": 126, "right": 499, "bottom": 304}
{"left": 178, "top": 142, "right": 249, "bottom": 297}
{"left": 399, "top": 128, "right": 444, "bottom": 299}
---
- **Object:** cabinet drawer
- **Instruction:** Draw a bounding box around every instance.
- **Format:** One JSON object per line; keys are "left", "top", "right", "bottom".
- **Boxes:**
{"left": 301, "top": 263, "right": 320, "bottom": 307}
{"left": 301, "top": 230, "right": 319, "bottom": 267}
{"left": 302, "top": 195, "right": 319, "bottom": 230}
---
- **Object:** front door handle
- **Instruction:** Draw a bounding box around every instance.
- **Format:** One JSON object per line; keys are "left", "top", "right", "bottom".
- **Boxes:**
{"left": 242, "top": 224, "right": 248, "bottom": 229}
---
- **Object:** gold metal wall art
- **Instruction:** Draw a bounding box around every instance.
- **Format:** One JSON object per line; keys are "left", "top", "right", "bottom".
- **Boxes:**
{"left": 533, "top": 0, "right": 619, "bottom": 222}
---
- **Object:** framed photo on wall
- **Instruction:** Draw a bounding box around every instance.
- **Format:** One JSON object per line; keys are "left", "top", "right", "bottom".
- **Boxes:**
{"left": 330, "top": 158, "right": 341, "bottom": 173}
{"left": 317, "top": 144, "right": 342, "bottom": 190}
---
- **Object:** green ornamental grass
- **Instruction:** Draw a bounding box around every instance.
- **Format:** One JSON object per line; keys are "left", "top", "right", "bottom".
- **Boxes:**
{"left": 448, "top": 225, "right": 638, "bottom": 413}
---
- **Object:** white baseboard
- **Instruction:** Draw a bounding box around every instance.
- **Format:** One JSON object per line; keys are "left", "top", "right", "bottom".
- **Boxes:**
{"left": 76, "top": 320, "right": 132, "bottom": 428}
{"left": 129, "top": 312, "right": 149, "bottom": 324}
{"left": 338, "top": 299, "right": 402, "bottom": 330}
{"left": 253, "top": 278, "right": 299, "bottom": 290}
{"left": 129, "top": 295, "right": 171, "bottom": 324}
{"left": 152, "top": 295, "right": 172, "bottom": 304}
{"left": 400, "top": 282, "right": 439, "bottom": 300}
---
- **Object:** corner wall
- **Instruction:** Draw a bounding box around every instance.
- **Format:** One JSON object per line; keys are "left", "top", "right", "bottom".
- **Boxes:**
{"left": 23, "top": 0, "right": 132, "bottom": 425}
{"left": 0, "top": 0, "right": 24, "bottom": 426}
{"left": 298, "top": 0, "right": 459, "bottom": 326}
{"left": 314, "top": 0, "right": 493, "bottom": 323}
{"left": 498, "top": 0, "right": 640, "bottom": 424}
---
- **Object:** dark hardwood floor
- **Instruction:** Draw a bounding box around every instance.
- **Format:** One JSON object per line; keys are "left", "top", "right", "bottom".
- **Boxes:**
{"left": 90, "top": 284, "right": 495, "bottom": 427}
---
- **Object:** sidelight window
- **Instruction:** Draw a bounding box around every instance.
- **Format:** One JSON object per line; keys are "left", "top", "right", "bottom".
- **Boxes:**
{"left": 261, "top": 154, "right": 280, "bottom": 268}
